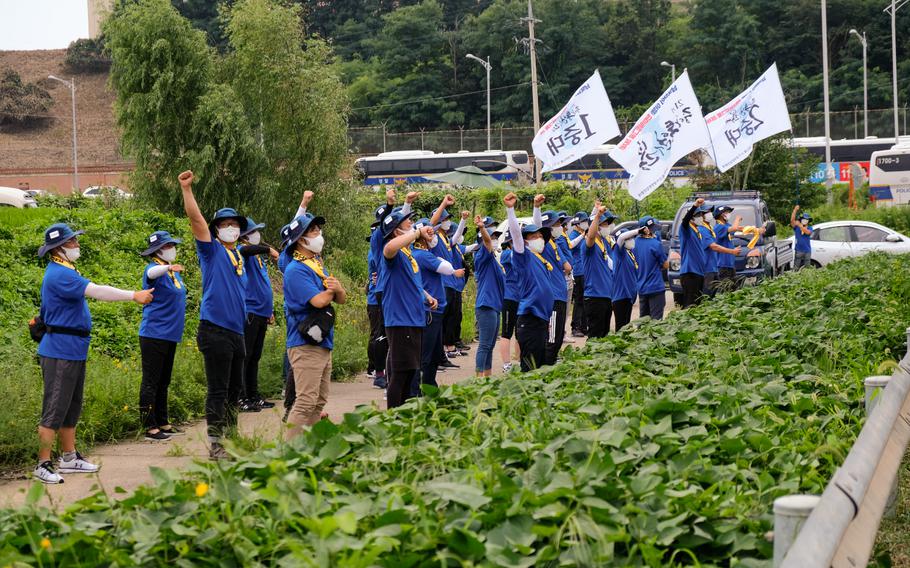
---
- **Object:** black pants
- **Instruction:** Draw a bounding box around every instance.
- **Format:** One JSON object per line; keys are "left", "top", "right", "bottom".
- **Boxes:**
{"left": 584, "top": 297, "right": 612, "bottom": 338}
{"left": 515, "top": 314, "right": 547, "bottom": 372}
{"left": 544, "top": 300, "right": 567, "bottom": 366}
{"left": 681, "top": 273, "right": 705, "bottom": 308}
{"left": 414, "top": 313, "right": 442, "bottom": 397}
{"left": 242, "top": 313, "right": 269, "bottom": 401}
{"left": 283, "top": 352, "right": 294, "bottom": 421}
{"left": 442, "top": 288, "right": 463, "bottom": 346}
{"left": 571, "top": 275, "right": 586, "bottom": 333}
{"left": 717, "top": 267, "right": 736, "bottom": 293}
{"left": 367, "top": 295, "right": 388, "bottom": 375}
{"left": 386, "top": 326, "right": 422, "bottom": 409}
{"left": 612, "top": 299, "right": 633, "bottom": 331}
{"left": 703, "top": 271, "right": 718, "bottom": 297}
{"left": 139, "top": 337, "right": 177, "bottom": 430}
{"left": 639, "top": 291, "right": 666, "bottom": 321}
{"left": 196, "top": 320, "right": 246, "bottom": 440}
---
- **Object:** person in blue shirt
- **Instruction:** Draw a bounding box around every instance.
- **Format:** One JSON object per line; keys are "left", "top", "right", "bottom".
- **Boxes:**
{"left": 504, "top": 192, "right": 555, "bottom": 372}
{"left": 532, "top": 198, "right": 573, "bottom": 365}
{"left": 436, "top": 202, "right": 471, "bottom": 358}
{"left": 712, "top": 205, "right": 747, "bottom": 292}
{"left": 497, "top": 231, "right": 521, "bottom": 372}
{"left": 634, "top": 216, "right": 669, "bottom": 320}
{"left": 611, "top": 227, "right": 641, "bottom": 331}
{"left": 678, "top": 198, "right": 711, "bottom": 308}
{"left": 283, "top": 213, "right": 347, "bottom": 438}
{"left": 138, "top": 231, "right": 187, "bottom": 442}
{"left": 33, "top": 223, "right": 153, "bottom": 484}
{"left": 472, "top": 215, "right": 505, "bottom": 377}
{"left": 237, "top": 217, "right": 280, "bottom": 413}
{"left": 411, "top": 218, "right": 463, "bottom": 395}
{"left": 568, "top": 211, "right": 589, "bottom": 337}
{"left": 381, "top": 208, "right": 439, "bottom": 408}
{"left": 584, "top": 204, "right": 617, "bottom": 338}
{"left": 177, "top": 170, "right": 249, "bottom": 460}
{"left": 791, "top": 205, "right": 814, "bottom": 270}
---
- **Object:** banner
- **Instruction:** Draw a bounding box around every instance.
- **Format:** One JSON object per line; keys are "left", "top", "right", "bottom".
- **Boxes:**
{"left": 609, "top": 70, "right": 711, "bottom": 200}
{"left": 532, "top": 70, "right": 620, "bottom": 173}
{"left": 705, "top": 63, "right": 792, "bottom": 172}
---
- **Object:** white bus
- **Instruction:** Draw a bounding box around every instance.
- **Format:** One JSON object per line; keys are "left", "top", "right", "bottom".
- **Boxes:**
{"left": 354, "top": 150, "right": 531, "bottom": 186}
{"left": 789, "top": 136, "right": 910, "bottom": 183}
{"left": 869, "top": 143, "right": 910, "bottom": 206}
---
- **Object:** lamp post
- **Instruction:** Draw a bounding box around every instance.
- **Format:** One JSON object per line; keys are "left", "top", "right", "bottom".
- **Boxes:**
{"left": 885, "top": 0, "right": 909, "bottom": 145}
{"left": 849, "top": 29, "right": 869, "bottom": 138}
{"left": 48, "top": 75, "right": 79, "bottom": 192}
{"left": 660, "top": 60, "right": 676, "bottom": 82}
{"left": 466, "top": 53, "right": 492, "bottom": 151}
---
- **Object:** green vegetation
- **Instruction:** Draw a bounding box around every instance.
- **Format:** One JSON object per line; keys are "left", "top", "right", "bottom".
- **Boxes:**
{"left": 0, "top": 68, "right": 53, "bottom": 131}
{"left": 2, "top": 252, "right": 906, "bottom": 565}
{"left": 63, "top": 37, "right": 111, "bottom": 73}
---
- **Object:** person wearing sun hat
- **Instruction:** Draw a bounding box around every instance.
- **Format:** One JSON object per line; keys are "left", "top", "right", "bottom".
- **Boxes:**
{"left": 283, "top": 212, "right": 347, "bottom": 438}
{"left": 532, "top": 197, "right": 573, "bottom": 365}
{"left": 568, "top": 211, "right": 590, "bottom": 337}
{"left": 584, "top": 203, "right": 618, "bottom": 338}
{"left": 33, "top": 223, "right": 154, "bottom": 484}
{"left": 791, "top": 205, "right": 814, "bottom": 270}
{"left": 611, "top": 226, "right": 642, "bottom": 331}
{"left": 137, "top": 230, "right": 187, "bottom": 442}
{"left": 176, "top": 170, "right": 249, "bottom": 460}
{"left": 634, "top": 216, "right": 669, "bottom": 321}
{"left": 472, "top": 215, "right": 505, "bottom": 377}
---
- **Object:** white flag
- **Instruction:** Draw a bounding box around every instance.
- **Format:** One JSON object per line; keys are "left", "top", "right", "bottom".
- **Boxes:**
{"left": 609, "top": 70, "right": 711, "bottom": 201}
{"left": 705, "top": 63, "right": 792, "bottom": 172}
{"left": 532, "top": 70, "right": 620, "bottom": 173}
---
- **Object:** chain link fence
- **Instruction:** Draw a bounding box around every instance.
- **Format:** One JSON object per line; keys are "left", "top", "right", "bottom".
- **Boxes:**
{"left": 349, "top": 107, "right": 910, "bottom": 157}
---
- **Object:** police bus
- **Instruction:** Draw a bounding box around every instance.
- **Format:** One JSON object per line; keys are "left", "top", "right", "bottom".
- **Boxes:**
{"left": 545, "top": 144, "right": 701, "bottom": 185}
{"left": 789, "top": 136, "right": 910, "bottom": 183}
{"left": 354, "top": 150, "right": 531, "bottom": 186}
{"left": 868, "top": 143, "right": 910, "bottom": 205}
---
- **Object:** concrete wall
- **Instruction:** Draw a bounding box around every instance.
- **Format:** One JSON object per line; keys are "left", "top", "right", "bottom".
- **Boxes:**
{"left": 87, "top": 0, "right": 114, "bottom": 39}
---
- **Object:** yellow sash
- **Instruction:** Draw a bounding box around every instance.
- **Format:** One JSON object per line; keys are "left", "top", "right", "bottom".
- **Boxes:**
{"left": 400, "top": 247, "right": 419, "bottom": 274}
{"left": 531, "top": 250, "right": 553, "bottom": 271}
{"left": 219, "top": 241, "right": 244, "bottom": 276}
{"left": 152, "top": 257, "right": 182, "bottom": 289}
{"left": 627, "top": 249, "right": 639, "bottom": 270}
{"left": 294, "top": 251, "right": 331, "bottom": 286}
{"left": 51, "top": 256, "right": 79, "bottom": 273}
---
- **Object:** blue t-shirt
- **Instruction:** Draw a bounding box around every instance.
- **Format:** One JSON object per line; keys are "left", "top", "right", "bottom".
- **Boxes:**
{"left": 794, "top": 224, "right": 813, "bottom": 253}
{"left": 382, "top": 248, "right": 426, "bottom": 328}
{"left": 500, "top": 248, "right": 520, "bottom": 302}
{"left": 241, "top": 248, "right": 273, "bottom": 318}
{"left": 474, "top": 245, "right": 505, "bottom": 311}
{"left": 679, "top": 223, "right": 708, "bottom": 277}
{"left": 583, "top": 237, "right": 614, "bottom": 299}
{"left": 699, "top": 225, "right": 718, "bottom": 273}
{"left": 611, "top": 245, "right": 639, "bottom": 302}
{"left": 568, "top": 230, "right": 585, "bottom": 276}
{"left": 196, "top": 239, "right": 248, "bottom": 334}
{"left": 284, "top": 257, "right": 333, "bottom": 350}
{"left": 438, "top": 234, "right": 465, "bottom": 292}
{"left": 542, "top": 239, "right": 569, "bottom": 302}
{"left": 635, "top": 237, "right": 666, "bottom": 296}
{"left": 139, "top": 261, "right": 187, "bottom": 343}
{"left": 367, "top": 227, "right": 386, "bottom": 306}
{"left": 38, "top": 260, "right": 91, "bottom": 361}
{"left": 512, "top": 246, "right": 555, "bottom": 321}
{"left": 412, "top": 247, "right": 446, "bottom": 315}
{"left": 714, "top": 223, "right": 736, "bottom": 269}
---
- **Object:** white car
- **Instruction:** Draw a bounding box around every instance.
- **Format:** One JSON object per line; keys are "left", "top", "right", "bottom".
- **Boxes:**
{"left": 0, "top": 186, "right": 38, "bottom": 208}
{"left": 782, "top": 220, "right": 910, "bottom": 267}
{"left": 82, "top": 186, "right": 131, "bottom": 199}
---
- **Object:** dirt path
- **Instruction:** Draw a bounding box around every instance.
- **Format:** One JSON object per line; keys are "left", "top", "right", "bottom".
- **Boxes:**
{"left": 0, "top": 292, "right": 673, "bottom": 509}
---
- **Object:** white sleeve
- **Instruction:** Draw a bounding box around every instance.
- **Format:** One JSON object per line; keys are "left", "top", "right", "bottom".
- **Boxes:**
{"left": 295, "top": 205, "right": 306, "bottom": 219}
{"left": 606, "top": 255, "right": 614, "bottom": 271}
{"left": 463, "top": 243, "right": 480, "bottom": 254}
{"left": 400, "top": 202, "right": 412, "bottom": 216}
{"left": 617, "top": 230, "right": 637, "bottom": 245}
{"left": 533, "top": 206, "right": 542, "bottom": 227}
{"left": 507, "top": 207, "right": 524, "bottom": 254}
{"left": 570, "top": 233, "right": 584, "bottom": 247}
{"left": 435, "top": 260, "right": 456, "bottom": 275}
{"left": 146, "top": 265, "right": 170, "bottom": 280}
{"left": 85, "top": 283, "right": 134, "bottom": 302}
{"left": 453, "top": 218, "right": 467, "bottom": 244}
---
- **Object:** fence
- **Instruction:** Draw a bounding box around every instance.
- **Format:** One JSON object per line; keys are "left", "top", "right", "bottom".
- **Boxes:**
{"left": 349, "top": 107, "right": 910, "bottom": 157}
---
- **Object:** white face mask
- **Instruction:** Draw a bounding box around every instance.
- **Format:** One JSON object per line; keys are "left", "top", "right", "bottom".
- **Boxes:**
{"left": 218, "top": 226, "right": 240, "bottom": 244}
{"left": 605, "top": 223, "right": 616, "bottom": 234}
{"left": 579, "top": 222, "right": 590, "bottom": 232}
{"left": 552, "top": 226, "right": 564, "bottom": 237}
{"left": 801, "top": 219, "right": 809, "bottom": 226}
{"left": 61, "top": 246, "right": 80, "bottom": 263}
{"left": 704, "top": 213, "right": 714, "bottom": 224}
{"left": 158, "top": 248, "right": 177, "bottom": 263}
{"left": 527, "top": 238, "right": 545, "bottom": 254}
{"left": 441, "top": 220, "right": 452, "bottom": 231}
{"left": 599, "top": 227, "right": 611, "bottom": 240}
{"left": 246, "top": 232, "right": 261, "bottom": 245}
{"left": 303, "top": 234, "right": 325, "bottom": 254}
{"left": 624, "top": 239, "right": 635, "bottom": 250}
{"left": 429, "top": 235, "right": 439, "bottom": 249}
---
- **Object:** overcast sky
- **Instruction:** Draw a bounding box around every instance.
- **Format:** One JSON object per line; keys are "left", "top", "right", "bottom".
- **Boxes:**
{"left": 0, "top": 0, "right": 90, "bottom": 50}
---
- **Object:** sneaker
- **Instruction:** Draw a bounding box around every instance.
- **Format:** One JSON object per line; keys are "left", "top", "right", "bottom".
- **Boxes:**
{"left": 455, "top": 341, "right": 471, "bottom": 351}
{"left": 239, "top": 399, "right": 261, "bottom": 413}
{"left": 209, "top": 443, "right": 230, "bottom": 461}
{"left": 571, "top": 330, "right": 586, "bottom": 338}
{"left": 145, "top": 430, "right": 171, "bottom": 441}
{"left": 34, "top": 460, "right": 64, "bottom": 484}
{"left": 445, "top": 350, "right": 464, "bottom": 358}
{"left": 440, "top": 358, "right": 459, "bottom": 369}
{"left": 255, "top": 398, "right": 276, "bottom": 409}
{"left": 159, "top": 425, "right": 185, "bottom": 436}
{"left": 502, "top": 362, "right": 513, "bottom": 372}
{"left": 373, "top": 376, "right": 387, "bottom": 389}
{"left": 58, "top": 452, "right": 100, "bottom": 474}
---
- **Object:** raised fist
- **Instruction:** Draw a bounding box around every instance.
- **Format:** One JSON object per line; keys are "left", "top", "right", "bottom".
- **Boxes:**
{"left": 503, "top": 192, "right": 518, "bottom": 208}
{"left": 178, "top": 171, "right": 194, "bottom": 188}
{"left": 534, "top": 194, "right": 546, "bottom": 207}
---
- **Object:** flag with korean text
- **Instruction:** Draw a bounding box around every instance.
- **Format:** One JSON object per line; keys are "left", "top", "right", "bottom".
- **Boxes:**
{"left": 609, "top": 70, "right": 711, "bottom": 201}
{"left": 706, "top": 63, "right": 791, "bottom": 172}
{"left": 532, "top": 70, "right": 620, "bottom": 173}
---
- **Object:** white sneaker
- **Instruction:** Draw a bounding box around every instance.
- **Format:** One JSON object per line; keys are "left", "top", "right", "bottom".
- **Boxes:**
{"left": 502, "top": 362, "right": 513, "bottom": 372}
{"left": 58, "top": 452, "right": 100, "bottom": 474}
{"left": 34, "top": 460, "right": 64, "bottom": 484}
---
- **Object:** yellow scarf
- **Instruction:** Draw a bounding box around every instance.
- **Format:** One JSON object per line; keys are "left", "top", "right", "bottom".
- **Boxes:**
{"left": 51, "top": 255, "right": 78, "bottom": 273}
{"left": 627, "top": 249, "right": 639, "bottom": 270}
{"left": 689, "top": 222, "right": 703, "bottom": 240}
{"left": 594, "top": 236, "right": 608, "bottom": 261}
{"left": 531, "top": 250, "right": 553, "bottom": 271}
{"left": 294, "top": 250, "right": 330, "bottom": 286}
{"left": 702, "top": 222, "right": 717, "bottom": 238}
{"left": 400, "top": 247, "right": 419, "bottom": 274}
{"left": 152, "top": 257, "right": 182, "bottom": 289}
{"left": 548, "top": 240, "right": 562, "bottom": 263}
{"left": 219, "top": 240, "right": 243, "bottom": 276}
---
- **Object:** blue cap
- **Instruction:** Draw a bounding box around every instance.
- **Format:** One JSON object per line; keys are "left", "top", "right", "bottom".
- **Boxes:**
{"left": 240, "top": 216, "right": 266, "bottom": 238}
{"left": 278, "top": 223, "right": 292, "bottom": 250}
{"left": 209, "top": 208, "right": 249, "bottom": 234}
{"left": 381, "top": 207, "right": 415, "bottom": 238}
{"left": 713, "top": 205, "right": 734, "bottom": 217}
{"left": 539, "top": 210, "right": 562, "bottom": 228}
{"left": 38, "top": 223, "right": 84, "bottom": 257}
{"left": 479, "top": 216, "right": 498, "bottom": 229}
{"left": 413, "top": 217, "right": 437, "bottom": 230}
{"left": 695, "top": 204, "right": 713, "bottom": 215}
{"left": 439, "top": 209, "right": 452, "bottom": 222}
{"left": 572, "top": 211, "right": 590, "bottom": 224}
{"left": 798, "top": 212, "right": 812, "bottom": 221}
{"left": 140, "top": 230, "right": 182, "bottom": 256}
{"left": 638, "top": 215, "right": 657, "bottom": 229}
{"left": 281, "top": 213, "right": 325, "bottom": 248}
{"left": 520, "top": 223, "right": 543, "bottom": 235}
{"left": 598, "top": 210, "right": 618, "bottom": 224}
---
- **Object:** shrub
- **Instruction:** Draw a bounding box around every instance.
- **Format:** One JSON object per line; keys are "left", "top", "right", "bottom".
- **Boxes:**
{"left": 63, "top": 38, "right": 111, "bottom": 73}
{"left": 0, "top": 68, "right": 53, "bottom": 131}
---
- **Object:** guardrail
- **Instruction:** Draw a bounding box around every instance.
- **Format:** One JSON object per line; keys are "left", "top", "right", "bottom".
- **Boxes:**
{"left": 776, "top": 329, "right": 910, "bottom": 567}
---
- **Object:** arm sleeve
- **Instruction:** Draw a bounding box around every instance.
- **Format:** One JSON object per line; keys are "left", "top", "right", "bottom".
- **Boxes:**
{"left": 507, "top": 207, "right": 524, "bottom": 254}
{"left": 681, "top": 204, "right": 698, "bottom": 226}
{"left": 533, "top": 206, "right": 542, "bottom": 227}
{"left": 295, "top": 205, "right": 307, "bottom": 219}
{"left": 570, "top": 233, "right": 585, "bottom": 247}
{"left": 85, "top": 283, "right": 134, "bottom": 302}
{"left": 400, "top": 202, "right": 412, "bottom": 217}
{"left": 453, "top": 218, "right": 467, "bottom": 244}
{"left": 606, "top": 254, "right": 614, "bottom": 271}
{"left": 463, "top": 243, "right": 480, "bottom": 254}
{"left": 617, "top": 230, "right": 637, "bottom": 246}
{"left": 239, "top": 244, "right": 270, "bottom": 258}
{"left": 435, "top": 260, "right": 456, "bottom": 275}
{"left": 146, "top": 265, "right": 170, "bottom": 280}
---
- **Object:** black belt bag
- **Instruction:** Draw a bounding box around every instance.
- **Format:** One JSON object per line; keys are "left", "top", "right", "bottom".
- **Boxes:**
{"left": 29, "top": 316, "right": 90, "bottom": 342}
{"left": 297, "top": 305, "right": 335, "bottom": 345}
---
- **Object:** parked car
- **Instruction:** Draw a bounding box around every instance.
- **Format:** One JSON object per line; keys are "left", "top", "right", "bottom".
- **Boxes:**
{"left": 0, "top": 186, "right": 38, "bottom": 208}
{"left": 82, "top": 186, "right": 131, "bottom": 199}
{"left": 780, "top": 220, "right": 910, "bottom": 267}
{"left": 667, "top": 191, "right": 794, "bottom": 305}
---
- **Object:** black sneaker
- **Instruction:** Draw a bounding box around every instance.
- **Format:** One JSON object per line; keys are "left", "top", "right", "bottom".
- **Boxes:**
{"left": 239, "top": 399, "right": 261, "bottom": 413}
{"left": 255, "top": 398, "right": 276, "bottom": 409}
{"left": 145, "top": 430, "right": 171, "bottom": 441}
{"left": 209, "top": 443, "right": 230, "bottom": 461}
{"left": 159, "top": 425, "right": 185, "bottom": 436}
{"left": 455, "top": 341, "right": 471, "bottom": 351}
{"left": 440, "top": 358, "right": 459, "bottom": 368}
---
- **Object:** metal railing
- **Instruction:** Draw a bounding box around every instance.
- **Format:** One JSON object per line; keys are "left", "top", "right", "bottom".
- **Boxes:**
{"left": 775, "top": 329, "right": 910, "bottom": 567}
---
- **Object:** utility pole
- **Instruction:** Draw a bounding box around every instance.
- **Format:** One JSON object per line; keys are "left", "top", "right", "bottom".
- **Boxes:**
{"left": 821, "top": 0, "right": 834, "bottom": 203}
{"left": 523, "top": 0, "right": 542, "bottom": 185}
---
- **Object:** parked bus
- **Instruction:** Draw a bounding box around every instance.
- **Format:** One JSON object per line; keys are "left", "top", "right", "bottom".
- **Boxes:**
{"left": 545, "top": 144, "right": 701, "bottom": 186}
{"left": 354, "top": 150, "right": 531, "bottom": 186}
{"left": 868, "top": 143, "right": 910, "bottom": 205}
{"left": 789, "top": 136, "right": 910, "bottom": 183}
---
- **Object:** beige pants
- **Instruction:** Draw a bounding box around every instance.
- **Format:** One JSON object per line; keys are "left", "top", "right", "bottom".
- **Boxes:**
{"left": 286, "top": 345, "right": 331, "bottom": 439}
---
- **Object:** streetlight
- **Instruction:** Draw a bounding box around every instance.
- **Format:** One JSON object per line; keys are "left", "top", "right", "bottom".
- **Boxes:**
{"left": 48, "top": 75, "right": 79, "bottom": 192}
{"left": 849, "top": 29, "right": 869, "bottom": 138}
{"left": 466, "top": 53, "right": 493, "bottom": 151}
{"left": 660, "top": 60, "right": 676, "bottom": 82}
{"left": 885, "top": 0, "right": 909, "bottom": 145}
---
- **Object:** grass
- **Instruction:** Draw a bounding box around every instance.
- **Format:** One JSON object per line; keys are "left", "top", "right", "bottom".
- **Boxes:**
{"left": 873, "top": 452, "right": 910, "bottom": 566}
